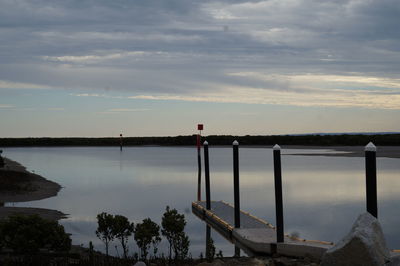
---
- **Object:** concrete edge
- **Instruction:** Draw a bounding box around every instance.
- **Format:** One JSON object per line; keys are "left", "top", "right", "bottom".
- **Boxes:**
{"left": 277, "top": 242, "right": 331, "bottom": 261}
{"left": 232, "top": 229, "right": 273, "bottom": 254}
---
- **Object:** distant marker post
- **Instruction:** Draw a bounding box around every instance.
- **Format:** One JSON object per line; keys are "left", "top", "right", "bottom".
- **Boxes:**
{"left": 365, "top": 142, "right": 378, "bottom": 218}
{"left": 273, "top": 144, "right": 284, "bottom": 242}
{"left": 120, "top": 133, "right": 123, "bottom": 151}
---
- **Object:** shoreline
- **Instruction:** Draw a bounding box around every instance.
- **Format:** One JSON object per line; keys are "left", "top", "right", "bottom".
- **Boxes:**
{"left": 0, "top": 157, "right": 66, "bottom": 220}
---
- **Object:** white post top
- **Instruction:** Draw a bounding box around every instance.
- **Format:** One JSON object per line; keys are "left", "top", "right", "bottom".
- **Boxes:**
{"left": 365, "top": 142, "right": 377, "bottom": 152}
{"left": 233, "top": 140, "right": 239, "bottom": 145}
{"left": 273, "top": 144, "right": 281, "bottom": 150}
{"left": 203, "top": 140, "right": 208, "bottom": 145}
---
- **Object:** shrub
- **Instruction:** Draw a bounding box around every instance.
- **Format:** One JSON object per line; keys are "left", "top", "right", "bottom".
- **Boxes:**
{"left": 0, "top": 214, "right": 71, "bottom": 254}
{"left": 134, "top": 218, "right": 161, "bottom": 260}
{"left": 161, "top": 206, "right": 190, "bottom": 260}
{"left": 95, "top": 212, "right": 115, "bottom": 257}
{"left": 112, "top": 215, "right": 134, "bottom": 259}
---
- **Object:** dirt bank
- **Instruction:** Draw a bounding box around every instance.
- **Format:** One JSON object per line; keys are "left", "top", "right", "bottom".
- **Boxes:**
{"left": 0, "top": 207, "right": 66, "bottom": 221}
{"left": 0, "top": 157, "right": 66, "bottom": 220}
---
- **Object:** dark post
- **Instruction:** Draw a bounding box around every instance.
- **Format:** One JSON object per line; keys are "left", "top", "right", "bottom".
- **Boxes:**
{"left": 204, "top": 141, "right": 211, "bottom": 210}
{"left": 233, "top": 140, "right": 240, "bottom": 228}
{"left": 273, "top": 144, "right": 284, "bottom": 243}
{"left": 365, "top": 142, "right": 378, "bottom": 218}
{"left": 119, "top": 133, "right": 123, "bottom": 151}
{"left": 197, "top": 134, "right": 202, "bottom": 201}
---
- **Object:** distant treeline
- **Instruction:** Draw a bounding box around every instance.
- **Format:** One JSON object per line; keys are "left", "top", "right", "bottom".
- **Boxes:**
{"left": 0, "top": 134, "right": 399, "bottom": 147}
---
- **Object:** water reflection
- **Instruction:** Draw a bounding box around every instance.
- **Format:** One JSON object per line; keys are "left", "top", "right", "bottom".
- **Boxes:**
{"left": 205, "top": 225, "right": 211, "bottom": 257}
{"left": 2, "top": 146, "right": 400, "bottom": 257}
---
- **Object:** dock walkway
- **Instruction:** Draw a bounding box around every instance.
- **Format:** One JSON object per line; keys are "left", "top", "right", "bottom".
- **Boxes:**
{"left": 192, "top": 200, "right": 334, "bottom": 260}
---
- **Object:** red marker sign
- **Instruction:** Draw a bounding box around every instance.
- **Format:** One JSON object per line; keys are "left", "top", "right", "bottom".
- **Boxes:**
{"left": 198, "top": 124, "right": 203, "bottom": 131}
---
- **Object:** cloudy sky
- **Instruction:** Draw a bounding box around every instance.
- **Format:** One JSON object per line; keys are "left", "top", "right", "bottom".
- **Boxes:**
{"left": 1, "top": 0, "right": 400, "bottom": 137}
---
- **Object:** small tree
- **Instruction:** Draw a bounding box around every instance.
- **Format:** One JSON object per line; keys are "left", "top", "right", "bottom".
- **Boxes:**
{"left": 89, "top": 241, "right": 94, "bottom": 265}
{"left": 112, "top": 215, "right": 134, "bottom": 259}
{"left": 96, "top": 212, "right": 115, "bottom": 257}
{"left": 161, "top": 206, "right": 186, "bottom": 259}
{"left": 134, "top": 218, "right": 161, "bottom": 260}
{"left": 173, "top": 231, "right": 190, "bottom": 260}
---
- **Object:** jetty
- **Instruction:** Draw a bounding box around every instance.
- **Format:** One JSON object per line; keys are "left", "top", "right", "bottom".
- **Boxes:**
{"left": 191, "top": 140, "right": 383, "bottom": 260}
{"left": 192, "top": 200, "right": 333, "bottom": 259}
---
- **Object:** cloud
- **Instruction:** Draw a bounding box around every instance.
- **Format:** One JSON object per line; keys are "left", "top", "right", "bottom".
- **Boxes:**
{"left": 228, "top": 72, "right": 400, "bottom": 90}
{"left": 0, "top": 0, "right": 399, "bottom": 110}
{"left": 47, "top": 108, "right": 65, "bottom": 111}
{"left": 128, "top": 71, "right": 400, "bottom": 109}
{"left": 0, "top": 105, "right": 64, "bottom": 111}
{"left": 97, "top": 108, "right": 150, "bottom": 114}
{"left": 0, "top": 80, "right": 51, "bottom": 90}
{"left": 72, "top": 93, "right": 104, "bottom": 97}
{"left": 128, "top": 88, "right": 400, "bottom": 109}
{"left": 0, "top": 104, "right": 14, "bottom": 108}
{"left": 107, "top": 108, "right": 149, "bottom": 112}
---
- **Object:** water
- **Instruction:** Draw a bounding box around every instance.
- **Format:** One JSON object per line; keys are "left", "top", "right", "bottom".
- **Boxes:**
{"left": 2, "top": 146, "right": 400, "bottom": 257}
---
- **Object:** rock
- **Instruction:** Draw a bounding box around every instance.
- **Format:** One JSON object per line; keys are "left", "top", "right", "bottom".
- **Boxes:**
{"left": 387, "top": 254, "right": 400, "bottom": 266}
{"left": 321, "top": 212, "right": 390, "bottom": 266}
{"left": 133, "top": 261, "right": 146, "bottom": 266}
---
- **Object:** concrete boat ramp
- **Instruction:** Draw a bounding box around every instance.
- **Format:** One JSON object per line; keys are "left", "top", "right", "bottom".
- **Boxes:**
{"left": 192, "top": 200, "right": 334, "bottom": 260}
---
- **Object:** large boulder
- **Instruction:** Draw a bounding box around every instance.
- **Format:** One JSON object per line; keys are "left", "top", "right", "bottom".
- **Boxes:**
{"left": 321, "top": 212, "right": 390, "bottom": 266}
{"left": 388, "top": 254, "right": 400, "bottom": 266}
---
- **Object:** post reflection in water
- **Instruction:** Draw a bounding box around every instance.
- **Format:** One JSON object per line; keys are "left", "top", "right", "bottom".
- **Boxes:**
{"left": 234, "top": 246, "right": 241, "bottom": 257}
{"left": 204, "top": 223, "right": 242, "bottom": 258}
{"left": 206, "top": 224, "right": 211, "bottom": 258}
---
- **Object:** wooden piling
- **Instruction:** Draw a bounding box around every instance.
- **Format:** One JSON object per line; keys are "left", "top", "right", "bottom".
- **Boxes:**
{"left": 273, "top": 144, "right": 284, "bottom": 243}
{"left": 233, "top": 140, "right": 240, "bottom": 228}
{"left": 365, "top": 142, "right": 378, "bottom": 218}
{"left": 204, "top": 141, "right": 211, "bottom": 210}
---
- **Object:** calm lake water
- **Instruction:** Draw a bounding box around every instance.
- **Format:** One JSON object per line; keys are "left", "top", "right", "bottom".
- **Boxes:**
{"left": 3, "top": 146, "right": 400, "bottom": 257}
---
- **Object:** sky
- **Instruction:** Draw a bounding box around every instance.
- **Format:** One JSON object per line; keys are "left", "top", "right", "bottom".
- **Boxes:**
{"left": 1, "top": 0, "right": 400, "bottom": 137}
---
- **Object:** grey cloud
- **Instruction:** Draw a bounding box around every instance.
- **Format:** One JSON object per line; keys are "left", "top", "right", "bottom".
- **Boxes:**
{"left": 0, "top": 0, "right": 399, "bottom": 97}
